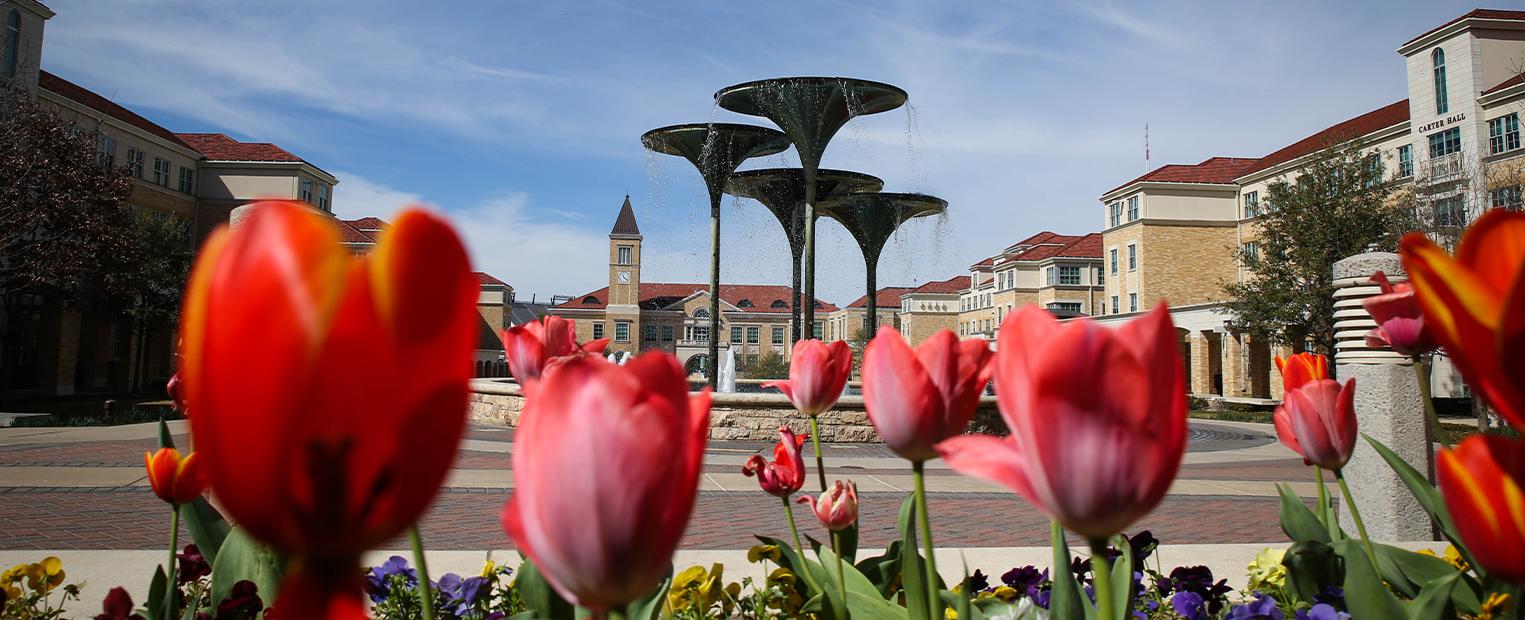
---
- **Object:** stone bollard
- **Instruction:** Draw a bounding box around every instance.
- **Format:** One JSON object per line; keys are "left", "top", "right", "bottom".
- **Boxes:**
{"left": 1331, "top": 252, "right": 1432, "bottom": 541}
{"left": 228, "top": 203, "right": 260, "bottom": 230}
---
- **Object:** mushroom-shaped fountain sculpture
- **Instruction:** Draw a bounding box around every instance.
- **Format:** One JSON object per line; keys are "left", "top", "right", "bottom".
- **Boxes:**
{"left": 715, "top": 77, "right": 907, "bottom": 339}
{"left": 818, "top": 192, "right": 948, "bottom": 330}
{"left": 724, "top": 168, "right": 883, "bottom": 342}
{"left": 641, "top": 123, "right": 790, "bottom": 383}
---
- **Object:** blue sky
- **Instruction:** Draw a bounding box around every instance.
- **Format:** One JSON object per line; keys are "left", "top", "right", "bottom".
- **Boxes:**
{"left": 41, "top": 0, "right": 1482, "bottom": 303}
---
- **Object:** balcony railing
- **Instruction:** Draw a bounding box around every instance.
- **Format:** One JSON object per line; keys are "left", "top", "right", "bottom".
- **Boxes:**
{"left": 1425, "top": 152, "right": 1465, "bottom": 182}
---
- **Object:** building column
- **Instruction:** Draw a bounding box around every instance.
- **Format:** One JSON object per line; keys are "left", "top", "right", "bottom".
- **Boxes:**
{"left": 1189, "top": 331, "right": 1212, "bottom": 395}
{"left": 1222, "top": 330, "right": 1245, "bottom": 397}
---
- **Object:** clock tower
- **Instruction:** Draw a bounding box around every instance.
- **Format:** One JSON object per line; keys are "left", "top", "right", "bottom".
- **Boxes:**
{"left": 606, "top": 196, "right": 642, "bottom": 353}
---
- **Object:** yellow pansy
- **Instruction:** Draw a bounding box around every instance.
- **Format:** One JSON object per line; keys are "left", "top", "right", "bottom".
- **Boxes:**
{"left": 747, "top": 544, "right": 782, "bottom": 564}
{"left": 1479, "top": 592, "right": 1512, "bottom": 620}
{"left": 24, "top": 557, "right": 64, "bottom": 594}
{"left": 1246, "top": 547, "right": 1287, "bottom": 592}
{"left": 480, "top": 560, "right": 496, "bottom": 578}
{"left": 666, "top": 563, "right": 729, "bottom": 614}
{"left": 1443, "top": 545, "right": 1470, "bottom": 572}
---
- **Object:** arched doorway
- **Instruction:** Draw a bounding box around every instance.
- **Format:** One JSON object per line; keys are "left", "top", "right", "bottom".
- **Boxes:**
{"left": 684, "top": 354, "right": 709, "bottom": 378}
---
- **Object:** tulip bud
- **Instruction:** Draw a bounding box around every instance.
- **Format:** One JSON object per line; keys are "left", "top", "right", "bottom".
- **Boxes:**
{"left": 764, "top": 339, "right": 852, "bottom": 416}
{"left": 144, "top": 448, "right": 209, "bottom": 505}
{"left": 1361, "top": 271, "right": 1437, "bottom": 357}
{"left": 798, "top": 480, "right": 858, "bottom": 531}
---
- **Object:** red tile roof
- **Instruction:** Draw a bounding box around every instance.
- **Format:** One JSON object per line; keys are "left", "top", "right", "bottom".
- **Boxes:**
{"left": 1403, "top": 9, "right": 1525, "bottom": 46}
{"left": 906, "top": 276, "right": 971, "bottom": 295}
{"left": 1106, "top": 157, "right": 1259, "bottom": 195}
{"left": 555, "top": 283, "right": 838, "bottom": 313}
{"left": 846, "top": 287, "right": 916, "bottom": 309}
{"left": 476, "top": 272, "right": 508, "bottom": 286}
{"left": 38, "top": 70, "right": 197, "bottom": 152}
{"left": 1237, "top": 100, "right": 1409, "bottom": 178}
{"left": 1483, "top": 72, "right": 1525, "bottom": 96}
{"left": 337, "top": 217, "right": 387, "bottom": 245}
{"left": 176, "top": 132, "right": 306, "bottom": 163}
{"left": 1057, "top": 233, "right": 1103, "bottom": 258}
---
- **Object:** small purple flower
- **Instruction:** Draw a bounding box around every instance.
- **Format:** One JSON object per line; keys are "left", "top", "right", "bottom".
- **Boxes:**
{"left": 436, "top": 573, "right": 490, "bottom": 616}
{"left": 1228, "top": 593, "right": 1285, "bottom": 620}
{"left": 365, "top": 556, "right": 417, "bottom": 604}
{"left": 966, "top": 569, "right": 990, "bottom": 593}
{"left": 1173, "top": 591, "right": 1208, "bottom": 620}
{"left": 177, "top": 545, "right": 211, "bottom": 584}
{"left": 1001, "top": 566, "right": 1047, "bottom": 592}
{"left": 1296, "top": 604, "right": 1350, "bottom": 620}
{"left": 1031, "top": 587, "right": 1051, "bottom": 609}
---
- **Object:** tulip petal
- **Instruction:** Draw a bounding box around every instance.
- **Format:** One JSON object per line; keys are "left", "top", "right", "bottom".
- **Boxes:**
{"left": 863, "top": 326, "right": 943, "bottom": 461}
{"left": 938, "top": 435, "right": 1038, "bottom": 502}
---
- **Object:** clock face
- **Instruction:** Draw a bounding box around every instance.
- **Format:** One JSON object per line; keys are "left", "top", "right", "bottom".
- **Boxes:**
{"left": 617, "top": 271, "right": 631, "bottom": 284}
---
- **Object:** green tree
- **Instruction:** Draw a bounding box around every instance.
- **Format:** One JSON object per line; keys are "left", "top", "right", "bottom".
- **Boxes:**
{"left": 1224, "top": 141, "right": 1415, "bottom": 359}
{"left": 117, "top": 209, "right": 194, "bottom": 392}
{"left": 743, "top": 349, "right": 790, "bottom": 380}
{"left": 0, "top": 87, "right": 136, "bottom": 403}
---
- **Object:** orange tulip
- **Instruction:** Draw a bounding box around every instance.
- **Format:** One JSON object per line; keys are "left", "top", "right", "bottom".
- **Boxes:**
{"left": 1399, "top": 209, "right": 1525, "bottom": 430}
{"left": 143, "top": 448, "right": 208, "bottom": 505}
{"left": 178, "top": 200, "right": 478, "bottom": 618}
{"left": 1437, "top": 435, "right": 1525, "bottom": 584}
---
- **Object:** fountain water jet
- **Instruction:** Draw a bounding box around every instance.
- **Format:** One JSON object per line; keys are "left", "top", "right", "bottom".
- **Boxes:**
{"left": 715, "top": 77, "right": 907, "bottom": 341}
{"left": 817, "top": 192, "right": 948, "bottom": 331}
{"left": 641, "top": 123, "right": 790, "bottom": 383}
{"left": 724, "top": 168, "right": 883, "bottom": 341}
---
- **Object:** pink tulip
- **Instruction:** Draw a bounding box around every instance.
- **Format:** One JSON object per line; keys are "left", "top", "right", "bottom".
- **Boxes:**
{"left": 936, "top": 305, "right": 1187, "bottom": 540}
{"left": 500, "top": 316, "right": 609, "bottom": 384}
{"left": 862, "top": 327, "right": 992, "bottom": 462}
{"left": 798, "top": 480, "right": 858, "bottom": 532}
{"left": 500, "top": 352, "right": 709, "bottom": 611}
{"left": 1273, "top": 353, "right": 1358, "bottom": 470}
{"left": 742, "top": 427, "right": 809, "bottom": 497}
{"left": 764, "top": 339, "right": 852, "bottom": 416}
{"left": 1362, "top": 271, "right": 1438, "bottom": 356}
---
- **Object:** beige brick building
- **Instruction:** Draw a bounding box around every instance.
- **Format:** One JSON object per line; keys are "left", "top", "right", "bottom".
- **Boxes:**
{"left": 896, "top": 276, "right": 969, "bottom": 345}
{"left": 952, "top": 232, "right": 1105, "bottom": 342}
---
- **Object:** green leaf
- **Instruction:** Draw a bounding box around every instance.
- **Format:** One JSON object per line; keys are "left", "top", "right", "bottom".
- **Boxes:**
{"left": 1108, "top": 534, "right": 1135, "bottom": 619}
{"left": 801, "top": 555, "right": 849, "bottom": 620}
{"left": 626, "top": 570, "right": 671, "bottom": 620}
{"left": 1363, "top": 435, "right": 1472, "bottom": 560}
{"left": 816, "top": 546, "right": 908, "bottom": 620}
{"left": 897, "top": 494, "right": 931, "bottom": 620}
{"left": 145, "top": 565, "right": 168, "bottom": 620}
{"left": 956, "top": 558, "right": 974, "bottom": 620}
{"left": 1333, "top": 539, "right": 1406, "bottom": 619}
{"left": 1406, "top": 572, "right": 1460, "bottom": 620}
{"left": 514, "top": 553, "right": 576, "bottom": 620}
{"left": 157, "top": 419, "right": 174, "bottom": 450}
{"left": 208, "top": 528, "right": 282, "bottom": 613}
{"left": 178, "top": 497, "right": 230, "bottom": 564}
{"left": 1047, "top": 524, "right": 1089, "bottom": 620}
{"left": 1278, "top": 483, "right": 1331, "bottom": 543}
{"left": 1372, "top": 544, "right": 1481, "bottom": 615}
{"left": 856, "top": 540, "right": 904, "bottom": 597}
{"left": 1281, "top": 540, "right": 1342, "bottom": 604}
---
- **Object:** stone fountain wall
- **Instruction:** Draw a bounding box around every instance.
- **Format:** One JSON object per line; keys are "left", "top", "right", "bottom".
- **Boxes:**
{"left": 467, "top": 379, "right": 1006, "bottom": 442}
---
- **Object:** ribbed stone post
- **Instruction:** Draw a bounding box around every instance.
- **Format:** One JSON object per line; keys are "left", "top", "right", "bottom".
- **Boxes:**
{"left": 1331, "top": 252, "right": 1432, "bottom": 541}
{"left": 228, "top": 203, "right": 259, "bottom": 230}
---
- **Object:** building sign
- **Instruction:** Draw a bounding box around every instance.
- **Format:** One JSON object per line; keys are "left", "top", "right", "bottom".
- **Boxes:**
{"left": 1417, "top": 112, "right": 1466, "bottom": 134}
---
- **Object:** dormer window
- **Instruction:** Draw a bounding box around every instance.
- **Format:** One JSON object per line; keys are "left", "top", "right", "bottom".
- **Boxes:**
{"left": 737, "top": 299, "right": 753, "bottom": 308}
{"left": 770, "top": 300, "right": 788, "bottom": 309}
{"left": 1432, "top": 48, "right": 1448, "bottom": 115}
{"left": 581, "top": 295, "right": 599, "bottom": 304}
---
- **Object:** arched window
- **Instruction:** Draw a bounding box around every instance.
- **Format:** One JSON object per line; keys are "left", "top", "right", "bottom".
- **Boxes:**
{"left": 770, "top": 300, "right": 788, "bottom": 309}
{"left": 474, "top": 361, "right": 485, "bottom": 377}
{"left": 581, "top": 295, "right": 599, "bottom": 304}
{"left": 3, "top": 10, "right": 19, "bottom": 80}
{"left": 737, "top": 299, "right": 753, "bottom": 308}
{"left": 693, "top": 308, "right": 709, "bottom": 318}
{"left": 1432, "top": 48, "right": 1448, "bottom": 115}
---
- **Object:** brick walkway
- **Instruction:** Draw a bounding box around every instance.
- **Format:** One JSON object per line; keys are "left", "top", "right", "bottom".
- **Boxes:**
{"left": 0, "top": 421, "right": 1311, "bottom": 551}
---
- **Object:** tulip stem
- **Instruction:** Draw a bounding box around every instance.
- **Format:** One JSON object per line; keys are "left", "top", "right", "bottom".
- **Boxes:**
{"left": 809, "top": 417, "right": 828, "bottom": 492}
{"left": 1315, "top": 466, "right": 1337, "bottom": 540}
{"left": 783, "top": 496, "right": 819, "bottom": 594}
{"left": 409, "top": 527, "right": 436, "bottom": 620}
{"left": 831, "top": 531, "right": 847, "bottom": 614}
{"left": 1413, "top": 356, "right": 1451, "bottom": 450}
{"left": 913, "top": 460, "right": 940, "bottom": 620}
{"left": 1089, "top": 538, "right": 1115, "bottom": 620}
{"left": 164, "top": 507, "right": 179, "bottom": 620}
{"left": 607, "top": 607, "right": 627, "bottom": 620}
{"left": 1335, "top": 469, "right": 1380, "bottom": 574}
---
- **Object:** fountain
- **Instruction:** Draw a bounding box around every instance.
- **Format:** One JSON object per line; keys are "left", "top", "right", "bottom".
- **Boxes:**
{"left": 641, "top": 123, "right": 790, "bottom": 383}
{"left": 718, "top": 347, "right": 738, "bottom": 393}
{"left": 724, "top": 168, "right": 884, "bottom": 341}
{"left": 817, "top": 192, "right": 948, "bottom": 331}
{"left": 715, "top": 78, "right": 908, "bottom": 340}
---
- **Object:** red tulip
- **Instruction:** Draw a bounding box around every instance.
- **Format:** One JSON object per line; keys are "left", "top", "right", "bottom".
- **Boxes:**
{"left": 861, "top": 327, "right": 991, "bottom": 462}
{"left": 1273, "top": 354, "right": 1357, "bottom": 470}
{"left": 764, "top": 339, "right": 852, "bottom": 416}
{"left": 1437, "top": 434, "right": 1525, "bottom": 584}
{"left": 798, "top": 480, "right": 858, "bottom": 532}
{"left": 937, "top": 305, "right": 1186, "bottom": 540}
{"left": 501, "top": 352, "right": 709, "bottom": 611}
{"left": 1361, "top": 271, "right": 1438, "bottom": 356}
{"left": 143, "top": 448, "right": 208, "bottom": 505}
{"left": 1400, "top": 210, "right": 1525, "bottom": 431}
{"left": 742, "top": 427, "right": 809, "bottom": 497}
{"left": 165, "top": 372, "right": 186, "bottom": 414}
{"left": 178, "top": 201, "right": 479, "bottom": 617}
{"left": 500, "top": 316, "right": 608, "bottom": 384}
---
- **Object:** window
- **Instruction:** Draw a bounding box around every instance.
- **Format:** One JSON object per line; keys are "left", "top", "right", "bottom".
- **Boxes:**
{"left": 96, "top": 134, "right": 116, "bottom": 168}
{"left": 1397, "top": 144, "right": 1413, "bottom": 178}
{"left": 731, "top": 326, "right": 744, "bottom": 343}
{"left": 812, "top": 322, "right": 823, "bottom": 339}
{"left": 1111, "top": 296, "right": 1119, "bottom": 314}
{"left": 177, "top": 167, "right": 195, "bottom": 194}
{"left": 737, "top": 299, "right": 753, "bottom": 308}
{"left": 1242, "top": 191, "right": 1260, "bottom": 219}
{"left": 126, "top": 149, "right": 143, "bottom": 178}
{"left": 1241, "top": 241, "right": 1261, "bottom": 263}
{"left": 614, "top": 321, "right": 630, "bottom": 343}
{"left": 642, "top": 325, "right": 657, "bottom": 341}
{"left": 1047, "top": 302, "right": 1082, "bottom": 314}
{"left": 617, "top": 245, "right": 632, "bottom": 265}
{"left": 2, "top": 10, "right": 18, "bottom": 80}
{"left": 688, "top": 325, "right": 710, "bottom": 342}
{"left": 1058, "top": 265, "right": 1080, "bottom": 285}
{"left": 299, "top": 178, "right": 314, "bottom": 203}
{"left": 770, "top": 299, "right": 788, "bottom": 309}
{"left": 1045, "top": 267, "right": 1056, "bottom": 286}
{"left": 1432, "top": 48, "right": 1448, "bottom": 115}
{"left": 747, "top": 326, "right": 759, "bottom": 344}
{"left": 592, "top": 322, "right": 605, "bottom": 340}
{"left": 582, "top": 295, "right": 599, "bottom": 304}
{"left": 1126, "top": 196, "right": 1139, "bottom": 221}
{"left": 1129, "top": 293, "right": 1139, "bottom": 312}
{"left": 152, "top": 158, "right": 171, "bottom": 186}
{"left": 1109, "top": 248, "right": 1118, "bottom": 274}
{"left": 317, "top": 185, "right": 330, "bottom": 211}
{"left": 1363, "top": 153, "right": 1383, "bottom": 188}
{"left": 1491, "top": 185, "right": 1522, "bottom": 210}
{"left": 1434, "top": 196, "right": 1466, "bottom": 228}
{"left": 1127, "top": 244, "right": 1137, "bottom": 271}
{"left": 661, "top": 325, "right": 675, "bottom": 341}
{"left": 772, "top": 326, "right": 785, "bottom": 345}
{"left": 1108, "top": 202, "right": 1122, "bottom": 227}
{"left": 693, "top": 308, "right": 709, "bottom": 318}
{"left": 1489, "top": 113, "right": 1520, "bottom": 155}
{"left": 1429, "top": 127, "right": 1461, "bottom": 158}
